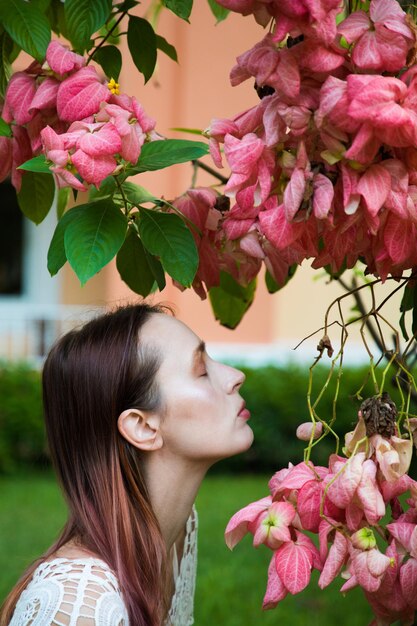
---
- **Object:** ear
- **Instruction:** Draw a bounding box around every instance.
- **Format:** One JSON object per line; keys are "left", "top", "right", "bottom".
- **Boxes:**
{"left": 117, "top": 409, "right": 163, "bottom": 451}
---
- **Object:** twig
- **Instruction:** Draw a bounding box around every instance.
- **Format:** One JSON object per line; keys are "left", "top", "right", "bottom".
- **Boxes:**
{"left": 191, "top": 160, "right": 229, "bottom": 185}
{"left": 337, "top": 275, "right": 417, "bottom": 405}
{"left": 86, "top": 11, "right": 128, "bottom": 65}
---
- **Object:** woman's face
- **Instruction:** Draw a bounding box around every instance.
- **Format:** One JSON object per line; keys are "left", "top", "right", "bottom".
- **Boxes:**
{"left": 143, "top": 313, "right": 254, "bottom": 465}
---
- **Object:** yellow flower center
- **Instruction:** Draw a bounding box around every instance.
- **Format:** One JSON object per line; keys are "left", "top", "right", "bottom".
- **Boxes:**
{"left": 107, "top": 78, "right": 120, "bottom": 95}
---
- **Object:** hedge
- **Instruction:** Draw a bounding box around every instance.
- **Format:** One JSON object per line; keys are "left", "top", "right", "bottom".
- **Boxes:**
{"left": 0, "top": 360, "right": 414, "bottom": 475}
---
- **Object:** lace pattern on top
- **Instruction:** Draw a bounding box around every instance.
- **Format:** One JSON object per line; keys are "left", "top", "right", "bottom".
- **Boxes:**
{"left": 8, "top": 507, "right": 198, "bottom": 626}
{"left": 166, "top": 506, "right": 198, "bottom": 626}
{"left": 8, "top": 559, "right": 128, "bottom": 626}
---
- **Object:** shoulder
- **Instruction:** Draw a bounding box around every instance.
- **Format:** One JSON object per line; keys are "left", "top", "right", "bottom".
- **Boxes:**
{"left": 9, "top": 558, "right": 129, "bottom": 626}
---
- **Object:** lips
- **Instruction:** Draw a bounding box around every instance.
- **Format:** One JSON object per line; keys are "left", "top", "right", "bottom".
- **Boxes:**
{"left": 238, "top": 401, "right": 251, "bottom": 420}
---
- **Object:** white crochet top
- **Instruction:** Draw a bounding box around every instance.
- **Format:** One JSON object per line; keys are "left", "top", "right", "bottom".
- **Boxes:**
{"left": 8, "top": 508, "right": 198, "bottom": 626}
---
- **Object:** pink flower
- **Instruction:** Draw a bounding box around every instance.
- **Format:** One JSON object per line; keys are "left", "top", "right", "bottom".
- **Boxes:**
{"left": 230, "top": 35, "right": 300, "bottom": 99}
{"left": 56, "top": 66, "right": 111, "bottom": 122}
{"left": 251, "top": 501, "right": 296, "bottom": 548}
{"left": 270, "top": 0, "right": 343, "bottom": 45}
{"left": 71, "top": 149, "right": 117, "bottom": 186}
{"left": 349, "top": 545, "right": 392, "bottom": 592}
{"left": 4, "top": 72, "right": 37, "bottom": 125}
{"left": 338, "top": 0, "right": 415, "bottom": 72}
{"left": 205, "top": 117, "right": 239, "bottom": 168}
{"left": 346, "top": 75, "right": 417, "bottom": 156}
{"left": 318, "top": 530, "right": 349, "bottom": 589}
{"left": 263, "top": 554, "right": 288, "bottom": 609}
{"left": 96, "top": 97, "right": 155, "bottom": 164}
{"left": 373, "top": 434, "right": 413, "bottom": 483}
{"left": 46, "top": 40, "right": 85, "bottom": 76}
{"left": 283, "top": 142, "right": 334, "bottom": 221}
{"left": 0, "top": 136, "right": 13, "bottom": 183}
{"left": 214, "top": 0, "right": 275, "bottom": 27}
{"left": 269, "top": 460, "right": 327, "bottom": 499}
{"left": 171, "top": 187, "right": 222, "bottom": 297}
{"left": 224, "top": 496, "right": 273, "bottom": 549}
{"left": 365, "top": 540, "right": 414, "bottom": 625}
{"left": 40, "top": 125, "right": 88, "bottom": 192}
{"left": 274, "top": 530, "right": 321, "bottom": 593}
{"left": 296, "top": 421, "right": 323, "bottom": 441}
{"left": 28, "top": 77, "right": 60, "bottom": 114}
{"left": 223, "top": 132, "right": 274, "bottom": 211}
{"left": 11, "top": 126, "right": 33, "bottom": 192}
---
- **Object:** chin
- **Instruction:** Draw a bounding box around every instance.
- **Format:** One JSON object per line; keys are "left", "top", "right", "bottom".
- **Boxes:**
{"left": 231, "top": 425, "right": 254, "bottom": 456}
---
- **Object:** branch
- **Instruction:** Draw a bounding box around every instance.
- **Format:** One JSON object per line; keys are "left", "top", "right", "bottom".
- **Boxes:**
{"left": 191, "top": 159, "right": 229, "bottom": 185}
{"left": 337, "top": 275, "right": 417, "bottom": 406}
{"left": 86, "top": 11, "right": 128, "bottom": 65}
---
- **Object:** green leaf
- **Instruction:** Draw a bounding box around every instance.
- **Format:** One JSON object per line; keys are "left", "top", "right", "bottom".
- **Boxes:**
{"left": 45, "top": 0, "right": 71, "bottom": 39}
{"left": 121, "top": 182, "right": 156, "bottom": 205}
{"left": 265, "top": 265, "right": 297, "bottom": 294}
{"left": 129, "top": 139, "right": 208, "bottom": 174}
{"left": 170, "top": 127, "right": 203, "bottom": 136}
{"left": 31, "top": 0, "right": 52, "bottom": 13}
{"left": 17, "top": 155, "right": 51, "bottom": 173}
{"left": 0, "top": 31, "right": 13, "bottom": 98}
{"left": 64, "top": 199, "right": 127, "bottom": 285}
{"left": 399, "top": 284, "right": 417, "bottom": 341}
{"left": 65, "top": 0, "right": 112, "bottom": 52}
{"left": 162, "top": 0, "right": 193, "bottom": 20}
{"left": 400, "top": 311, "right": 409, "bottom": 342}
{"left": 47, "top": 205, "right": 85, "bottom": 275}
{"left": 114, "top": 0, "right": 139, "bottom": 10}
{"left": 127, "top": 16, "right": 157, "bottom": 83}
{"left": 0, "top": 0, "right": 51, "bottom": 61}
{"left": 207, "top": 0, "right": 229, "bottom": 22}
{"left": 57, "top": 187, "right": 70, "bottom": 220}
{"left": 93, "top": 45, "right": 122, "bottom": 81}
{"left": 400, "top": 285, "right": 415, "bottom": 312}
{"left": 156, "top": 34, "right": 178, "bottom": 62}
{"left": 17, "top": 172, "right": 55, "bottom": 224}
{"left": 138, "top": 208, "right": 198, "bottom": 286}
{"left": 116, "top": 228, "right": 157, "bottom": 297}
{"left": 412, "top": 288, "right": 417, "bottom": 340}
{"left": 0, "top": 117, "right": 12, "bottom": 137}
{"left": 144, "top": 247, "right": 165, "bottom": 290}
{"left": 88, "top": 175, "right": 117, "bottom": 201}
{"left": 209, "top": 273, "right": 256, "bottom": 329}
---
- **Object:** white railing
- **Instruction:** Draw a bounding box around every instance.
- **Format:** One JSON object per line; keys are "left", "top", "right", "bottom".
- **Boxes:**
{"left": 0, "top": 303, "right": 103, "bottom": 363}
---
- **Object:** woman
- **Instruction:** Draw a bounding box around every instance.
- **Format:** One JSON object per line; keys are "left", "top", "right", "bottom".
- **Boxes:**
{"left": 0, "top": 303, "right": 253, "bottom": 626}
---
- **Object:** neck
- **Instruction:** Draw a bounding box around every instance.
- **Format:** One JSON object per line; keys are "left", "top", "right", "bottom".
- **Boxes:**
{"left": 144, "top": 453, "right": 208, "bottom": 551}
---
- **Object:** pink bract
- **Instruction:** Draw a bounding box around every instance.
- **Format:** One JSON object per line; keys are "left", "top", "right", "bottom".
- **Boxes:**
{"left": 46, "top": 40, "right": 85, "bottom": 76}
{"left": 56, "top": 66, "right": 111, "bottom": 122}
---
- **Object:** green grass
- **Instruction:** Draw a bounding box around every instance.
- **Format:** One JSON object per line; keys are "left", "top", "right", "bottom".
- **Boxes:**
{"left": 0, "top": 472, "right": 372, "bottom": 625}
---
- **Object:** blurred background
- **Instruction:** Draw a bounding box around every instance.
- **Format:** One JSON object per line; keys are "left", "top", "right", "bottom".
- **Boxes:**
{"left": 0, "top": 2, "right": 406, "bottom": 624}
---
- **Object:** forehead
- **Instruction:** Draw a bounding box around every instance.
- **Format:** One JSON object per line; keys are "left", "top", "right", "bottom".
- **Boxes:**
{"left": 142, "top": 313, "right": 200, "bottom": 364}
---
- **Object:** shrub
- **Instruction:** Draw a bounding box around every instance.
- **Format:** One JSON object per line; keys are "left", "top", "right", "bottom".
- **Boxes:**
{"left": 0, "top": 360, "right": 413, "bottom": 475}
{"left": 0, "top": 363, "right": 46, "bottom": 474}
{"left": 214, "top": 362, "right": 414, "bottom": 474}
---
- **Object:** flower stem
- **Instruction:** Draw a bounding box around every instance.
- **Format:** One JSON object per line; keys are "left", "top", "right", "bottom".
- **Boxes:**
{"left": 191, "top": 159, "right": 229, "bottom": 185}
{"left": 86, "top": 11, "right": 128, "bottom": 65}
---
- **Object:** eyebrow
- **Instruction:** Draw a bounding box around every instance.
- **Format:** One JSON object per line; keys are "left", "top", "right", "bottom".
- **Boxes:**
{"left": 192, "top": 340, "right": 206, "bottom": 368}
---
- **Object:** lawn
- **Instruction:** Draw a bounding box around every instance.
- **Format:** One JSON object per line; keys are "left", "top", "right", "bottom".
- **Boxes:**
{"left": 0, "top": 472, "right": 373, "bottom": 625}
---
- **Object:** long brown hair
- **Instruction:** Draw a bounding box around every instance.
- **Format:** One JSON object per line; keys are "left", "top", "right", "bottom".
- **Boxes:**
{"left": 0, "top": 303, "right": 171, "bottom": 626}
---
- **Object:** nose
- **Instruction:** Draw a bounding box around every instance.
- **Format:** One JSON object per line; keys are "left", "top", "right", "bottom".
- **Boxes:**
{"left": 226, "top": 365, "right": 245, "bottom": 394}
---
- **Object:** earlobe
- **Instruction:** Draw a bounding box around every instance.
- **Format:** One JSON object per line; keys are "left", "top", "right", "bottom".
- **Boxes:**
{"left": 117, "top": 408, "right": 163, "bottom": 451}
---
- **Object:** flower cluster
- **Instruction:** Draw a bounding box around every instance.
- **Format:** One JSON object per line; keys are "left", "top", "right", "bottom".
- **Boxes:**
{"left": 170, "top": 187, "right": 263, "bottom": 298}
{"left": 186, "top": 0, "right": 417, "bottom": 293}
{"left": 226, "top": 409, "right": 417, "bottom": 625}
{"left": 0, "top": 41, "right": 157, "bottom": 191}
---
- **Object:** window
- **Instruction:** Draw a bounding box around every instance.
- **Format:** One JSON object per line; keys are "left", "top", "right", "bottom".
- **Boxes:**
{"left": 0, "top": 180, "right": 24, "bottom": 295}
